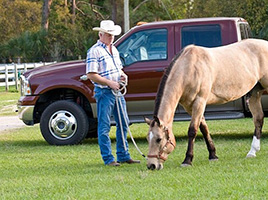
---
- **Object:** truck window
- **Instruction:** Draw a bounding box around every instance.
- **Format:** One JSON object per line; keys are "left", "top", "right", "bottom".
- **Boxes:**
{"left": 239, "top": 23, "right": 253, "bottom": 39}
{"left": 117, "top": 29, "right": 168, "bottom": 66}
{"left": 181, "top": 25, "right": 222, "bottom": 48}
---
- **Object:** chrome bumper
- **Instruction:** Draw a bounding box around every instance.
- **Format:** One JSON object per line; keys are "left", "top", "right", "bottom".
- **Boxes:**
{"left": 18, "top": 105, "right": 34, "bottom": 125}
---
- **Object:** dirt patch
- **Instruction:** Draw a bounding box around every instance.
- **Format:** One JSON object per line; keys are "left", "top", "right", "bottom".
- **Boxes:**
{"left": 0, "top": 115, "right": 26, "bottom": 134}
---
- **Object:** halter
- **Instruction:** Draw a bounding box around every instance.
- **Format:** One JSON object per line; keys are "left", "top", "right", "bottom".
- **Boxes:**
{"left": 147, "top": 127, "right": 176, "bottom": 161}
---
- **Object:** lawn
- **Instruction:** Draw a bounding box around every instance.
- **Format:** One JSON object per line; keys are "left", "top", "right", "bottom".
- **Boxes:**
{"left": 1, "top": 118, "right": 268, "bottom": 199}
{"left": 0, "top": 86, "right": 20, "bottom": 116}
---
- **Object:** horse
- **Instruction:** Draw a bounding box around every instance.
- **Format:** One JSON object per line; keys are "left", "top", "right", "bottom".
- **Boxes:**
{"left": 145, "top": 38, "right": 268, "bottom": 170}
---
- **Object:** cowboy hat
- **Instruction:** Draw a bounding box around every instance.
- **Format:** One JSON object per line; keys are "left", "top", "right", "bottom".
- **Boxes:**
{"left": 93, "top": 20, "right": 122, "bottom": 36}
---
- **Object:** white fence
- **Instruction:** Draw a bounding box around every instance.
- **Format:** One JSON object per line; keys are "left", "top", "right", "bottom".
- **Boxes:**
{"left": 0, "top": 62, "right": 56, "bottom": 91}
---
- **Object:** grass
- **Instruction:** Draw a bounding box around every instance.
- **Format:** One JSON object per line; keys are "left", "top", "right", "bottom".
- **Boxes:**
{"left": 0, "top": 86, "right": 20, "bottom": 116}
{"left": 1, "top": 118, "right": 268, "bottom": 199}
{"left": 1, "top": 88, "right": 267, "bottom": 199}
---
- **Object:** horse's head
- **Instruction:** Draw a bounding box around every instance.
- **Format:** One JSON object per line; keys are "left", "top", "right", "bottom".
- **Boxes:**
{"left": 145, "top": 116, "right": 176, "bottom": 170}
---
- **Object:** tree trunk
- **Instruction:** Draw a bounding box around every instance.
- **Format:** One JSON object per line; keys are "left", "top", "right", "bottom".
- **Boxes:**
{"left": 111, "top": 0, "right": 117, "bottom": 22}
{"left": 41, "top": 0, "right": 53, "bottom": 31}
{"left": 72, "top": 0, "right": 76, "bottom": 25}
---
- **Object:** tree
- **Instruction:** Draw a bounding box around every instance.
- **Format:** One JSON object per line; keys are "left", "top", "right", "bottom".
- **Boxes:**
{"left": 188, "top": 0, "right": 268, "bottom": 37}
{"left": 1, "top": 0, "right": 268, "bottom": 63}
{"left": 0, "top": 0, "right": 42, "bottom": 43}
{"left": 71, "top": 0, "right": 76, "bottom": 24}
{"left": 259, "top": 22, "right": 268, "bottom": 40}
{"left": 41, "top": 0, "right": 53, "bottom": 31}
{"left": 236, "top": 0, "right": 268, "bottom": 36}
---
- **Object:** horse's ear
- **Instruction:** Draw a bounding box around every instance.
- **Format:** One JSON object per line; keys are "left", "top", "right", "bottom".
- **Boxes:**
{"left": 153, "top": 116, "right": 161, "bottom": 127}
{"left": 144, "top": 117, "right": 151, "bottom": 125}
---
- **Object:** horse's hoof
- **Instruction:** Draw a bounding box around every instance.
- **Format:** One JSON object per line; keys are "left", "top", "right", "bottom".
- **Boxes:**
{"left": 209, "top": 158, "right": 218, "bottom": 162}
{"left": 209, "top": 155, "right": 218, "bottom": 160}
{"left": 209, "top": 156, "right": 219, "bottom": 162}
{"left": 180, "top": 163, "right": 192, "bottom": 167}
{"left": 246, "top": 153, "right": 256, "bottom": 158}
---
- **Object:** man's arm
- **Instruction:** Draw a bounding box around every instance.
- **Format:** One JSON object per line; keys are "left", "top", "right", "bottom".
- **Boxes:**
{"left": 87, "top": 72, "right": 120, "bottom": 90}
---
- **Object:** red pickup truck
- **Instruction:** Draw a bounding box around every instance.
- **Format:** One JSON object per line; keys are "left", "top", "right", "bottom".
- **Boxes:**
{"left": 18, "top": 17, "right": 265, "bottom": 145}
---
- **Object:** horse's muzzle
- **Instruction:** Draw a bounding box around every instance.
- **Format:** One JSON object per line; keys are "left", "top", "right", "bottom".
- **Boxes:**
{"left": 147, "top": 163, "right": 163, "bottom": 170}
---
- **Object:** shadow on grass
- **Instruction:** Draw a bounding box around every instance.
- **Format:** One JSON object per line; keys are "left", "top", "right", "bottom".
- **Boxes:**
{"left": 86, "top": 132, "right": 268, "bottom": 144}
{"left": 0, "top": 139, "right": 51, "bottom": 147}
{"left": 1, "top": 132, "right": 267, "bottom": 148}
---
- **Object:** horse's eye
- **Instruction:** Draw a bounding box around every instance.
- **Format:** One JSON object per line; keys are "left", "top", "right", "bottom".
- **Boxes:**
{"left": 156, "top": 138, "right": 162, "bottom": 143}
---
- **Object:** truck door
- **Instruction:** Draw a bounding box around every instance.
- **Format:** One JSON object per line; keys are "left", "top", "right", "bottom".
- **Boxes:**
{"left": 116, "top": 26, "right": 175, "bottom": 119}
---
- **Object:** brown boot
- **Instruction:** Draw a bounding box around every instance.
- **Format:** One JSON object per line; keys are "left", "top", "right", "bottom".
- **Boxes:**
{"left": 118, "top": 159, "right": 140, "bottom": 164}
{"left": 107, "top": 161, "right": 120, "bottom": 167}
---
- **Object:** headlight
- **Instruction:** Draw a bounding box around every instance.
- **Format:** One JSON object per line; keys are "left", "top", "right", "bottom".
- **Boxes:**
{"left": 20, "top": 75, "right": 32, "bottom": 96}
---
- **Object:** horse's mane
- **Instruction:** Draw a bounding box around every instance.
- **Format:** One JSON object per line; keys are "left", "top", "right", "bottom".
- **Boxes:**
{"left": 153, "top": 48, "right": 185, "bottom": 118}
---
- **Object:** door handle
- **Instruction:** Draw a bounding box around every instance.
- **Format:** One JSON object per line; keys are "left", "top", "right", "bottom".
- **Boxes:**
{"left": 155, "top": 69, "right": 165, "bottom": 72}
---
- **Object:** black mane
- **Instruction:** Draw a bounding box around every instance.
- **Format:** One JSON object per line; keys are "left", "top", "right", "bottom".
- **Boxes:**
{"left": 153, "top": 48, "right": 185, "bottom": 117}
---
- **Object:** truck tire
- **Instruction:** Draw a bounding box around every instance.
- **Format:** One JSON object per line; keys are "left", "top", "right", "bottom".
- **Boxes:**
{"left": 40, "top": 100, "right": 89, "bottom": 145}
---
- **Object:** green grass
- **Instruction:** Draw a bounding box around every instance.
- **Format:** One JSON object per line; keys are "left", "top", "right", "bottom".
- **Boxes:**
{"left": 1, "top": 119, "right": 268, "bottom": 199}
{"left": 0, "top": 86, "right": 20, "bottom": 116}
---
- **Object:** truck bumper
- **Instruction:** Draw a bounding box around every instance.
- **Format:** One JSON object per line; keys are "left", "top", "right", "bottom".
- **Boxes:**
{"left": 18, "top": 105, "right": 34, "bottom": 125}
{"left": 17, "top": 95, "right": 39, "bottom": 126}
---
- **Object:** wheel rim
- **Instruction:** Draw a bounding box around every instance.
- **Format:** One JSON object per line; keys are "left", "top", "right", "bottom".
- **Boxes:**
{"left": 48, "top": 110, "right": 77, "bottom": 140}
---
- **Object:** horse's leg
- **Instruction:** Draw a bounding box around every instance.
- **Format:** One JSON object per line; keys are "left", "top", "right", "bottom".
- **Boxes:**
{"left": 182, "top": 98, "right": 207, "bottom": 166}
{"left": 246, "top": 90, "right": 264, "bottom": 157}
{"left": 199, "top": 117, "right": 218, "bottom": 160}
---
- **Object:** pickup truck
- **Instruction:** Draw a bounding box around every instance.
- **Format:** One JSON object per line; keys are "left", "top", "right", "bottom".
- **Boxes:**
{"left": 18, "top": 17, "right": 267, "bottom": 145}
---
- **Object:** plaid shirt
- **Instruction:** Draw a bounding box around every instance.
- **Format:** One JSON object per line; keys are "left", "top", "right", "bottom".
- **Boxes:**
{"left": 86, "top": 40, "right": 123, "bottom": 88}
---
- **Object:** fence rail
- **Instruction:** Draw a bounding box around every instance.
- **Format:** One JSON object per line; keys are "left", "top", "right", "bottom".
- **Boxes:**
{"left": 0, "top": 62, "right": 56, "bottom": 91}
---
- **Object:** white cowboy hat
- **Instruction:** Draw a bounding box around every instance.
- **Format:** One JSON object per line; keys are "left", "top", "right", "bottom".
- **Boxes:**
{"left": 93, "top": 20, "right": 122, "bottom": 36}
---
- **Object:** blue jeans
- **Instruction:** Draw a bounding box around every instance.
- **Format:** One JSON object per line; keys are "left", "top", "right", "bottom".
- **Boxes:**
{"left": 94, "top": 87, "right": 131, "bottom": 165}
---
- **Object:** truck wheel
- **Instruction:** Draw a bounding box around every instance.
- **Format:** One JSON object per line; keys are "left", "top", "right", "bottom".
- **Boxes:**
{"left": 40, "top": 100, "right": 89, "bottom": 145}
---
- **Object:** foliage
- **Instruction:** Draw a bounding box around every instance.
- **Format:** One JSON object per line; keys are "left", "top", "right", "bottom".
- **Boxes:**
{"left": 235, "top": 0, "right": 268, "bottom": 36}
{"left": 0, "top": 0, "right": 42, "bottom": 43}
{"left": 0, "top": 0, "right": 268, "bottom": 63}
{"left": 0, "top": 30, "right": 48, "bottom": 62}
{"left": 0, "top": 119, "right": 268, "bottom": 199}
{"left": 259, "top": 22, "right": 268, "bottom": 41}
{"left": 189, "top": 0, "right": 268, "bottom": 36}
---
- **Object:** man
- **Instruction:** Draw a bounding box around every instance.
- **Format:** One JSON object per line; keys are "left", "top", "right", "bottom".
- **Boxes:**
{"left": 86, "top": 20, "right": 140, "bottom": 166}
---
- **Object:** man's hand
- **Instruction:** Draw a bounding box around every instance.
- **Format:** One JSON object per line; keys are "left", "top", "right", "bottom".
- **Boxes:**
{"left": 107, "top": 80, "right": 120, "bottom": 90}
{"left": 87, "top": 72, "right": 120, "bottom": 90}
{"left": 120, "top": 72, "right": 128, "bottom": 85}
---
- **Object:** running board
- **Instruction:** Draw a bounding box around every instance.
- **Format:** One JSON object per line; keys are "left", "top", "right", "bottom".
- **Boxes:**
{"left": 114, "top": 111, "right": 245, "bottom": 125}
{"left": 173, "top": 111, "right": 245, "bottom": 121}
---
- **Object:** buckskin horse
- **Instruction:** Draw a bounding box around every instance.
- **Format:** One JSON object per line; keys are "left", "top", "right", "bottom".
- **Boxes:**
{"left": 145, "top": 38, "right": 268, "bottom": 170}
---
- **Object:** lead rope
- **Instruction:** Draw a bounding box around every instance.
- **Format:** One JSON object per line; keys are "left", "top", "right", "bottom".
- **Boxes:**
{"left": 112, "top": 81, "right": 147, "bottom": 159}
{"left": 80, "top": 75, "right": 147, "bottom": 159}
